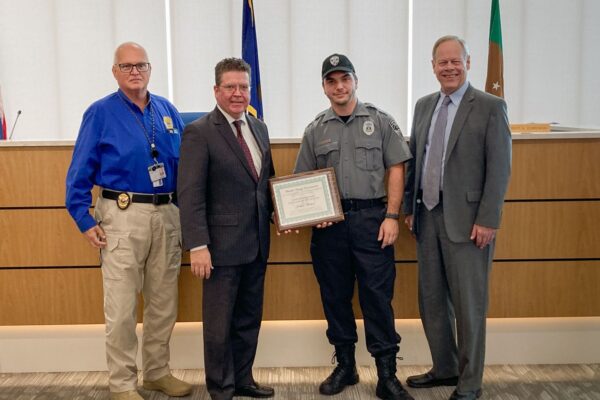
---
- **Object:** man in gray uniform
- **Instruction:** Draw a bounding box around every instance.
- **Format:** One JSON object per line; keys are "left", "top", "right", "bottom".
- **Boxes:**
{"left": 294, "top": 54, "right": 413, "bottom": 400}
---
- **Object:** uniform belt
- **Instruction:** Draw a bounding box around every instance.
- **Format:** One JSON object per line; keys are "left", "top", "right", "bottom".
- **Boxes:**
{"left": 341, "top": 198, "right": 384, "bottom": 212}
{"left": 102, "top": 189, "right": 176, "bottom": 205}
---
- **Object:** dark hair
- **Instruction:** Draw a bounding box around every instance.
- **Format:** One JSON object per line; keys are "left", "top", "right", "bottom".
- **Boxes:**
{"left": 215, "top": 58, "right": 251, "bottom": 86}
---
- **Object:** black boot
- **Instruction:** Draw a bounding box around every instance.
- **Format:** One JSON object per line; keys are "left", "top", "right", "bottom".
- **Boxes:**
{"left": 319, "top": 344, "right": 360, "bottom": 395}
{"left": 375, "top": 355, "right": 414, "bottom": 400}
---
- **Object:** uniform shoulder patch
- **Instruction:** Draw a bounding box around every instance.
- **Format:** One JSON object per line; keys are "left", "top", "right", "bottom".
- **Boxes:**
{"left": 363, "top": 103, "right": 402, "bottom": 135}
{"left": 389, "top": 119, "right": 402, "bottom": 135}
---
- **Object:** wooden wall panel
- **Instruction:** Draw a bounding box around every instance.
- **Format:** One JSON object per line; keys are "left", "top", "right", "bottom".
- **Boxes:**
{"left": 267, "top": 227, "right": 312, "bottom": 263}
{"left": 1, "top": 138, "right": 599, "bottom": 325}
{"left": 276, "top": 140, "right": 600, "bottom": 200}
{"left": 4, "top": 201, "right": 598, "bottom": 268}
{"left": 506, "top": 139, "right": 600, "bottom": 200}
{"left": 0, "top": 209, "right": 99, "bottom": 267}
{"left": 488, "top": 261, "right": 600, "bottom": 317}
{"left": 262, "top": 265, "right": 325, "bottom": 320}
{"left": 2, "top": 140, "right": 599, "bottom": 207}
{"left": 262, "top": 264, "right": 419, "bottom": 320}
{"left": 3, "top": 261, "right": 598, "bottom": 325}
{"left": 0, "top": 268, "right": 105, "bottom": 325}
{"left": 0, "top": 146, "right": 73, "bottom": 207}
{"left": 389, "top": 264, "right": 420, "bottom": 319}
{"left": 176, "top": 268, "right": 202, "bottom": 322}
{"left": 0, "top": 210, "right": 415, "bottom": 268}
{"left": 271, "top": 144, "right": 299, "bottom": 177}
{"left": 177, "top": 264, "right": 419, "bottom": 322}
{"left": 0, "top": 264, "right": 417, "bottom": 325}
{"left": 495, "top": 201, "right": 600, "bottom": 259}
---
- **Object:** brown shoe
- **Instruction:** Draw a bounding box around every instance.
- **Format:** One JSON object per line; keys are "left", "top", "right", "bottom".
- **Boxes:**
{"left": 110, "top": 390, "right": 143, "bottom": 400}
{"left": 143, "top": 373, "right": 192, "bottom": 397}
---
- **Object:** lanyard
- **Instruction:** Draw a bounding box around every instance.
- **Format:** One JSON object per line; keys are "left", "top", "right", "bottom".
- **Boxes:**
{"left": 118, "top": 93, "right": 159, "bottom": 162}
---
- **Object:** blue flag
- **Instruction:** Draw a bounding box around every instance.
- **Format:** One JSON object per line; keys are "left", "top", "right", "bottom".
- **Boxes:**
{"left": 242, "top": 0, "right": 263, "bottom": 120}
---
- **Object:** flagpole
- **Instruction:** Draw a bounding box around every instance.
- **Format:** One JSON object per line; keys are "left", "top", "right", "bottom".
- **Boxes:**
{"left": 485, "top": 0, "right": 504, "bottom": 98}
{"left": 242, "top": 0, "right": 264, "bottom": 120}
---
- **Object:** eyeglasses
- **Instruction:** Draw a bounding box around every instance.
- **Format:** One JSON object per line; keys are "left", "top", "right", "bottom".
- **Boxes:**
{"left": 116, "top": 63, "right": 151, "bottom": 73}
{"left": 219, "top": 84, "right": 251, "bottom": 94}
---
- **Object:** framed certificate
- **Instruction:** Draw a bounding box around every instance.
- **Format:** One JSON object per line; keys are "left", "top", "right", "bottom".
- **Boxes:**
{"left": 269, "top": 168, "right": 344, "bottom": 232}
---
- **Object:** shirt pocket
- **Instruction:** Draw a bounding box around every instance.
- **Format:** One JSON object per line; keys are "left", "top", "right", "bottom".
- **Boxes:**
{"left": 354, "top": 138, "right": 383, "bottom": 171}
{"left": 315, "top": 142, "right": 340, "bottom": 169}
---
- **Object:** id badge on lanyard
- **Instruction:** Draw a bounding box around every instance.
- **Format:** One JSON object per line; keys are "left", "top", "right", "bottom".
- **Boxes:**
{"left": 148, "top": 162, "right": 166, "bottom": 187}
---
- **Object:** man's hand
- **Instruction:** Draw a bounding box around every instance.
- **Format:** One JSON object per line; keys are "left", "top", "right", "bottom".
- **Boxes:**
{"left": 191, "top": 247, "right": 213, "bottom": 279}
{"left": 470, "top": 224, "right": 496, "bottom": 249}
{"left": 315, "top": 221, "right": 334, "bottom": 229}
{"left": 378, "top": 218, "right": 399, "bottom": 248}
{"left": 83, "top": 225, "right": 107, "bottom": 248}
{"left": 404, "top": 214, "right": 414, "bottom": 234}
{"left": 277, "top": 229, "right": 300, "bottom": 236}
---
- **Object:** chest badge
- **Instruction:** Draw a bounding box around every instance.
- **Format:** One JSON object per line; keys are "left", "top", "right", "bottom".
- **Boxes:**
{"left": 363, "top": 120, "right": 375, "bottom": 135}
{"left": 163, "top": 116, "right": 174, "bottom": 133}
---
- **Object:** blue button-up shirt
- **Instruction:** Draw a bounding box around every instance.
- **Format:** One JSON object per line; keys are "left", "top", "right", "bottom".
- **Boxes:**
{"left": 66, "top": 90, "right": 184, "bottom": 232}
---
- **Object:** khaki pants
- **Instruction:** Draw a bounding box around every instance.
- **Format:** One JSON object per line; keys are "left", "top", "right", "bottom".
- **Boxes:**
{"left": 95, "top": 195, "right": 182, "bottom": 392}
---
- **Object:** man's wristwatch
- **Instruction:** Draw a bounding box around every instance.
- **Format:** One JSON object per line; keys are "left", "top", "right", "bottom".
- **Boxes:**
{"left": 385, "top": 213, "right": 400, "bottom": 220}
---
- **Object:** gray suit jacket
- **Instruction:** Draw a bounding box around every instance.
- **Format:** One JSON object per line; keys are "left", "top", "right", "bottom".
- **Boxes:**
{"left": 403, "top": 84, "right": 512, "bottom": 242}
{"left": 178, "top": 107, "right": 274, "bottom": 266}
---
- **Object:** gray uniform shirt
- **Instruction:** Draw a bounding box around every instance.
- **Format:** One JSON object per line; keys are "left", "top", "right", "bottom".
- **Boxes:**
{"left": 294, "top": 101, "right": 412, "bottom": 200}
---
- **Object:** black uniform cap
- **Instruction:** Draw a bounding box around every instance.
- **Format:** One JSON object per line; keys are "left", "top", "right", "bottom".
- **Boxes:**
{"left": 321, "top": 53, "right": 355, "bottom": 79}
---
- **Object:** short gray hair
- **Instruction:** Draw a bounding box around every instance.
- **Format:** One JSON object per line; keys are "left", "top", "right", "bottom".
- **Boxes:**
{"left": 432, "top": 35, "right": 470, "bottom": 61}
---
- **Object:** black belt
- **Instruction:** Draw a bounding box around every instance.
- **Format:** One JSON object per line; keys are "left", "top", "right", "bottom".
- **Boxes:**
{"left": 102, "top": 189, "right": 176, "bottom": 206}
{"left": 341, "top": 198, "right": 384, "bottom": 212}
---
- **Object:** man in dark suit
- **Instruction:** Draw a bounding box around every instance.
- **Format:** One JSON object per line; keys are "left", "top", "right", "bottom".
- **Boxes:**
{"left": 177, "top": 58, "right": 275, "bottom": 400}
{"left": 403, "top": 36, "right": 511, "bottom": 400}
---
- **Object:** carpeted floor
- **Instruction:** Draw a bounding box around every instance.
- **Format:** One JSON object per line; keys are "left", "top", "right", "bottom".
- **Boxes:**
{"left": 1, "top": 364, "right": 599, "bottom": 399}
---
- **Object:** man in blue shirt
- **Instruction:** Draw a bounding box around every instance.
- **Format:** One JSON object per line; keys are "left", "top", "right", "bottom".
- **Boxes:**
{"left": 65, "top": 42, "right": 191, "bottom": 400}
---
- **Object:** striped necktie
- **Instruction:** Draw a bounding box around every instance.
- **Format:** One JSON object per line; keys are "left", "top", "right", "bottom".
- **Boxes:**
{"left": 233, "top": 120, "right": 259, "bottom": 182}
{"left": 422, "top": 95, "right": 451, "bottom": 210}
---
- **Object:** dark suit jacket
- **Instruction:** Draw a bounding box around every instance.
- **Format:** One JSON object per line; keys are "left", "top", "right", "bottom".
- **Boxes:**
{"left": 403, "top": 84, "right": 512, "bottom": 242}
{"left": 177, "top": 107, "right": 274, "bottom": 266}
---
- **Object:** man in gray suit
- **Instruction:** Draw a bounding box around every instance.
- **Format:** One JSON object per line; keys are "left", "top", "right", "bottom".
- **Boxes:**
{"left": 403, "top": 36, "right": 511, "bottom": 400}
{"left": 177, "top": 58, "right": 275, "bottom": 400}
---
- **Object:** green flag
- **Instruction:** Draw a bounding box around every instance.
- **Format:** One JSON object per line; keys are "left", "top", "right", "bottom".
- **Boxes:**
{"left": 485, "top": 0, "right": 504, "bottom": 98}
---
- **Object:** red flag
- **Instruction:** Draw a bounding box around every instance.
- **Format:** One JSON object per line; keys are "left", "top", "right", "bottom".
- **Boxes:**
{"left": 0, "top": 86, "right": 7, "bottom": 140}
